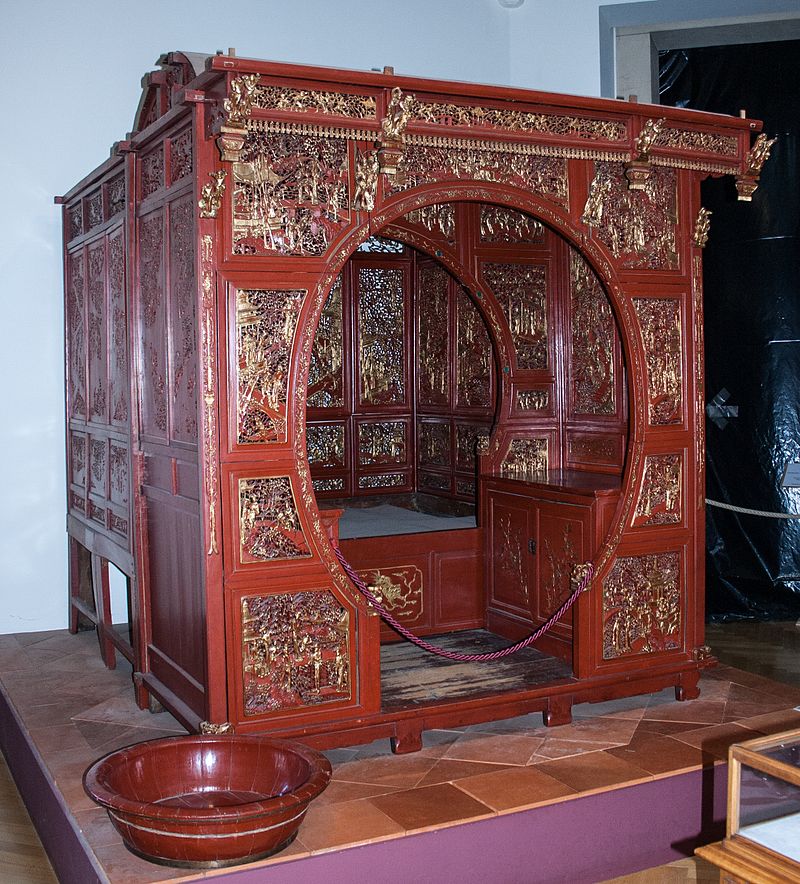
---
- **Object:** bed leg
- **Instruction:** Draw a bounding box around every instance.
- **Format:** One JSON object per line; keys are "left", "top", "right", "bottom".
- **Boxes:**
{"left": 391, "top": 721, "right": 423, "bottom": 754}
{"left": 543, "top": 695, "right": 573, "bottom": 727}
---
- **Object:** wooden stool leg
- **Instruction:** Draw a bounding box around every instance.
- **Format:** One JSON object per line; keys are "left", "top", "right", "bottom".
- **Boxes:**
{"left": 90, "top": 555, "right": 117, "bottom": 669}
{"left": 68, "top": 537, "right": 94, "bottom": 633}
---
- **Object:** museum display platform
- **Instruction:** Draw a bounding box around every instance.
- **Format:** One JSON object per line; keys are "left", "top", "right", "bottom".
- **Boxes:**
{"left": 4, "top": 629, "right": 800, "bottom": 883}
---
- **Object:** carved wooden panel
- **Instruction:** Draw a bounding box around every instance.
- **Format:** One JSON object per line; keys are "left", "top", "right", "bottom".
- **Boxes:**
{"left": 456, "top": 289, "right": 493, "bottom": 408}
{"left": 241, "top": 590, "right": 351, "bottom": 715}
{"left": 109, "top": 441, "right": 129, "bottom": 508}
{"left": 569, "top": 249, "right": 616, "bottom": 415}
{"left": 357, "top": 421, "right": 407, "bottom": 467}
{"left": 480, "top": 205, "right": 544, "bottom": 244}
{"left": 358, "top": 565, "right": 423, "bottom": 623}
{"left": 357, "top": 266, "right": 406, "bottom": 407}
{"left": 455, "top": 423, "right": 490, "bottom": 470}
{"left": 404, "top": 203, "right": 456, "bottom": 244}
{"left": 236, "top": 288, "right": 305, "bottom": 444}
{"left": 418, "top": 420, "right": 451, "bottom": 469}
{"left": 582, "top": 163, "right": 678, "bottom": 270}
{"left": 238, "top": 476, "right": 311, "bottom": 563}
{"left": 138, "top": 210, "right": 168, "bottom": 439}
{"left": 87, "top": 242, "right": 107, "bottom": 423}
{"left": 168, "top": 195, "right": 197, "bottom": 444}
{"left": 306, "top": 423, "right": 346, "bottom": 469}
{"left": 633, "top": 297, "right": 683, "bottom": 425}
{"left": 169, "top": 127, "right": 193, "bottom": 184}
{"left": 67, "top": 250, "right": 87, "bottom": 420}
{"left": 538, "top": 508, "right": 584, "bottom": 620}
{"left": 70, "top": 432, "right": 87, "bottom": 491}
{"left": 602, "top": 552, "right": 682, "bottom": 659}
{"left": 482, "top": 262, "right": 548, "bottom": 370}
{"left": 233, "top": 128, "right": 350, "bottom": 256}
{"left": 140, "top": 145, "right": 164, "bottom": 198}
{"left": 633, "top": 453, "right": 683, "bottom": 527}
{"left": 490, "top": 499, "right": 530, "bottom": 613}
{"left": 417, "top": 265, "right": 449, "bottom": 407}
{"left": 308, "top": 275, "right": 344, "bottom": 409}
{"left": 89, "top": 437, "right": 107, "bottom": 498}
{"left": 501, "top": 438, "right": 548, "bottom": 478}
{"left": 108, "top": 230, "right": 128, "bottom": 426}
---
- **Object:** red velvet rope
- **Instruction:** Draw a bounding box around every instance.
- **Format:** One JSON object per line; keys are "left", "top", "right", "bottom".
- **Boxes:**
{"left": 334, "top": 545, "right": 593, "bottom": 662}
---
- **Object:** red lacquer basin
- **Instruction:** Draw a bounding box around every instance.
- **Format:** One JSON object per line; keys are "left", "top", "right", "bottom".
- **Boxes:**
{"left": 83, "top": 734, "right": 331, "bottom": 868}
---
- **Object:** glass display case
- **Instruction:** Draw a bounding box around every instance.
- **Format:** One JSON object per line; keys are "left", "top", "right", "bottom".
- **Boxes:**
{"left": 697, "top": 727, "right": 800, "bottom": 882}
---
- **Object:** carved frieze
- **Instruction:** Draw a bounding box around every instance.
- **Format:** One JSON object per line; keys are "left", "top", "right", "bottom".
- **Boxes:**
{"left": 358, "top": 421, "right": 406, "bottom": 466}
{"left": 633, "top": 297, "right": 683, "bottom": 425}
{"left": 236, "top": 288, "right": 305, "bottom": 445}
{"left": 569, "top": 249, "right": 615, "bottom": 415}
{"left": 394, "top": 141, "right": 568, "bottom": 207}
{"left": 483, "top": 262, "right": 548, "bottom": 370}
{"left": 501, "top": 438, "right": 548, "bottom": 479}
{"left": 480, "top": 205, "right": 544, "bottom": 243}
{"left": 313, "top": 477, "right": 345, "bottom": 493}
{"left": 603, "top": 552, "right": 681, "bottom": 659}
{"left": 306, "top": 423, "right": 345, "bottom": 469}
{"left": 420, "top": 472, "right": 450, "bottom": 492}
{"left": 411, "top": 98, "right": 627, "bottom": 142}
{"left": 358, "top": 473, "right": 405, "bottom": 490}
{"left": 242, "top": 590, "right": 350, "bottom": 715}
{"left": 252, "top": 84, "right": 377, "bottom": 118}
{"left": 238, "top": 476, "right": 311, "bottom": 563}
{"left": 419, "top": 421, "right": 451, "bottom": 469}
{"left": 516, "top": 389, "right": 549, "bottom": 412}
{"left": 656, "top": 126, "right": 738, "bottom": 156}
{"left": 582, "top": 163, "right": 678, "bottom": 270}
{"left": 359, "top": 565, "right": 423, "bottom": 620}
{"left": 357, "top": 267, "right": 406, "bottom": 405}
{"left": 232, "top": 128, "right": 349, "bottom": 256}
{"left": 417, "top": 265, "right": 449, "bottom": 406}
{"left": 308, "top": 275, "right": 344, "bottom": 408}
{"left": 633, "top": 454, "right": 682, "bottom": 527}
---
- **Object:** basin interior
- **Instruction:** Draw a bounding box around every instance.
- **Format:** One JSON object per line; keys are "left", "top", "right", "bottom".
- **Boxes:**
{"left": 93, "top": 737, "right": 314, "bottom": 810}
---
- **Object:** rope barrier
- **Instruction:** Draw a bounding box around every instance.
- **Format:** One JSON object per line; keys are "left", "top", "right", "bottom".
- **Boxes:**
{"left": 334, "top": 545, "right": 593, "bottom": 662}
{"left": 706, "top": 498, "right": 800, "bottom": 520}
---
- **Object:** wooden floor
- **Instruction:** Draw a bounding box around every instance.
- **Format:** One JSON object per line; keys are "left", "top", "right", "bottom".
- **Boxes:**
{"left": 3, "top": 619, "right": 800, "bottom": 883}
{"left": 381, "top": 630, "right": 573, "bottom": 707}
{"left": 0, "top": 753, "right": 57, "bottom": 884}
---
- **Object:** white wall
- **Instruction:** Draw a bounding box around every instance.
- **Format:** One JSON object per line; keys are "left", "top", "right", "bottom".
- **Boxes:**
{"left": 0, "top": 0, "right": 673, "bottom": 634}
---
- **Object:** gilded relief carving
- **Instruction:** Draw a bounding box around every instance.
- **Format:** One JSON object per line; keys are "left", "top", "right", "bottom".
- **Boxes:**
{"left": 224, "top": 73, "right": 260, "bottom": 126}
{"left": 404, "top": 203, "right": 456, "bottom": 242}
{"left": 358, "top": 473, "right": 405, "bottom": 489}
{"left": 200, "top": 235, "right": 219, "bottom": 555}
{"left": 569, "top": 249, "right": 615, "bottom": 414}
{"left": 693, "top": 207, "right": 712, "bottom": 248}
{"left": 634, "top": 454, "right": 682, "bottom": 527}
{"left": 483, "top": 262, "right": 548, "bottom": 370}
{"left": 242, "top": 590, "right": 350, "bottom": 715}
{"left": 394, "top": 141, "right": 568, "bottom": 207}
{"left": 358, "top": 421, "right": 406, "bottom": 466}
{"left": 239, "top": 476, "right": 311, "bottom": 562}
{"left": 411, "top": 98, "right": 626, "bottom": 142}
{"left": 236, "top": 288, "right": 305, "bottom": 445}
{"left": 417, "top": 265, "right": 449, "bottom": 406}
{"left": 543, "top": 523, "right": 578, "bottom": 609}
{"left": 253, "top": 84, "right": 376, "bottom": 119}
{"left": 497, "top": 512, "right": 527, "bottom": 603}
{"left": 633, "top": 297, "right": 683, "bottom": 425}
{"left": 353, "top": 149, "right": 380, "bottom": 212}
{"left": 656, "top": 127, "right": 738, "bottom": 156}
{"left": 480, "top": 205, "right": 544, "bottom": 243}
{"left": 582, "top": 163, "right": 678, "bottom": 270}
{"left": 198, "top": 170, "right": 226, "bottom": 218}
{"left": 308, "top": 275, "right": 344, "bottom": 408}
{"left": 232, "top": 128, "right": 349, "bottom": 256}
{"left": 358, "top": 267, "right": 405, "bottom": 405}
{"left": 501, "top": 438, "right": 548, "bottom": 479}
{"left": 456, "top": 424, "right": 490, "bottom": 470}
{"left": 306, "top": 423, "right": 345, "bottom": 469}
{"left": 516, "top": 390, "right": 549, "bottom": 412}
{"left": 603, "top": 552, "right": 681, "bottom": 659}
{"left": 419, "top": 421, "right": 451, "bottom": 468}
{"left": 359, "top": 566, "right": 423, "bottom": 620}
{"left": 313, "top": 477, "right": 345, "bottom": 493}
{"left": 456, "top": 289, "right": 493, "bottom": 408}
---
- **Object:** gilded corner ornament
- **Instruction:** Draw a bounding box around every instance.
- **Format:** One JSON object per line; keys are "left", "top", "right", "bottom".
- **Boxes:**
{"left": 570, "top": 562, "right": 593, "bottom": 592}
{"left": 353, "top": 149, "right": 380, "bottom": 211}
{"left": 736, "top": 132, "right": 777, "bottom": 201}
{"left": 224, "top": 73, "right": 260, "bottom": 126}
{"left": 693, "top": 207, "right": 712, "bottom": 248}
{"left": 199, "top": 721, "right": 234, "bottom": 734}
{"left": 625, "top": 117, "right": 666, "bottom": 191}
{"left": 379, "top": 86, "right": 415, "bottom": 178}
{"left": 198, "top": 170, "right": 227, "bottom": 218}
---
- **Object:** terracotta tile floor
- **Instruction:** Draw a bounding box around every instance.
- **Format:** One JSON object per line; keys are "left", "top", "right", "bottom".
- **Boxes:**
{"left": 2, "top": 625, "right": 800, "bottom": 882}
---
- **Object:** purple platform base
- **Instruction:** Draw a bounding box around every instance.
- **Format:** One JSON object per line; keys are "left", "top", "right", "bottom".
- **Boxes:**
{"left": 1, "top": 673, "right": 727, "bottom": 884}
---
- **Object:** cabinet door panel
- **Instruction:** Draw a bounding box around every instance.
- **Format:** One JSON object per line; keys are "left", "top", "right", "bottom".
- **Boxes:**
{"left": 488, "top": 496, "right": 533, "bottom": 615}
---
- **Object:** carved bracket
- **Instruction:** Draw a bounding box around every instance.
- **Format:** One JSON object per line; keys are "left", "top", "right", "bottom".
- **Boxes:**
{"left": 624, "top": 117, "right": 665, "bottom": 191}
{"left": 736, "top": 132, "right": 777, "bottom": 202}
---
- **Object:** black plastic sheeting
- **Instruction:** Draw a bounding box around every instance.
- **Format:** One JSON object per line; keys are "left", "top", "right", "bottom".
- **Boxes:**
{"left": 660, "top": 42, "right": 800, "bottom": 620}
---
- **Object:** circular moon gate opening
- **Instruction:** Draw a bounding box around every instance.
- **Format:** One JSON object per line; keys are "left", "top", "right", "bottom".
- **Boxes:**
{"left": 304, "top": 199, "right": 629, "bottom": 694}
